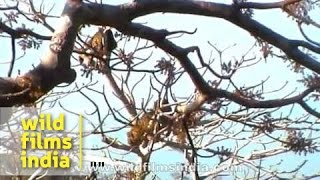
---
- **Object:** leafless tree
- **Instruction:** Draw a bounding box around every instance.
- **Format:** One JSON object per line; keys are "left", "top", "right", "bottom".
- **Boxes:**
{"left": 0, "top": 0, "right": 320, "bottom": 179}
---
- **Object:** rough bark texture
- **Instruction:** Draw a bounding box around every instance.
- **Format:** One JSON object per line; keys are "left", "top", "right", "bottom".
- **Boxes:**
{"left": 0, "top": 0, "right": 83, "bottom": 106}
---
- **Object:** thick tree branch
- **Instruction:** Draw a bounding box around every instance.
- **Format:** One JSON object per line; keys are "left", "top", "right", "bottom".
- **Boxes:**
{"left": 228, "top": 13, "right": 320, "bottom": 74}
{"left": 117, "top": 23, "right": 212, "bottom": 95}
{"left": 0, "top": 0, "right": 87, "bottom": 106}
{"left": 236, "top": 0, "right": 301, "bottom": 9}
{"left": 117, "top": 22, "right": 320, "bottom": 117}
{"left": 106, "top": 0, "right": 320, "bottom": 74}
{"left": 1, "top": 0, "right": 319, "bottom": 111}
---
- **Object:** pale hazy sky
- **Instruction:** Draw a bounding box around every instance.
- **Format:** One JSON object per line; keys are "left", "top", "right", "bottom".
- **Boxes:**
{"left": 0, "top": 0, "right": 319, "bottom": 178}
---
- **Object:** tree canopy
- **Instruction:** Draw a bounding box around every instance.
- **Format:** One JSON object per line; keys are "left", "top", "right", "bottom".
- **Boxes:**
{"left": 0, "top": 0, "right": 319, "bottom": 179}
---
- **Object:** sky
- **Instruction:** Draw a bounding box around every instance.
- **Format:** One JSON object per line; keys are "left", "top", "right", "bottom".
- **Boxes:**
{"left": 0, "top": 0, "right": 320, "bottom": 179}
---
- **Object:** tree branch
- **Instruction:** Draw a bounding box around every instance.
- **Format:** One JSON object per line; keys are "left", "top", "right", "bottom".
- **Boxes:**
{"left": 0, "top": 22, "right": 51, "bottom": 40}
{"left": 0, "top": 0, "right": 86, "bottom": 106}
{"left": 236, "top": 0, "right": 301, "bottom": 9}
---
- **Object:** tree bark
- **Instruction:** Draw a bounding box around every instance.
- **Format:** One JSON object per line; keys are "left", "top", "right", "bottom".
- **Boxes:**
{"left": 0, "top": 0, "right": 86, "bottom": 106}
